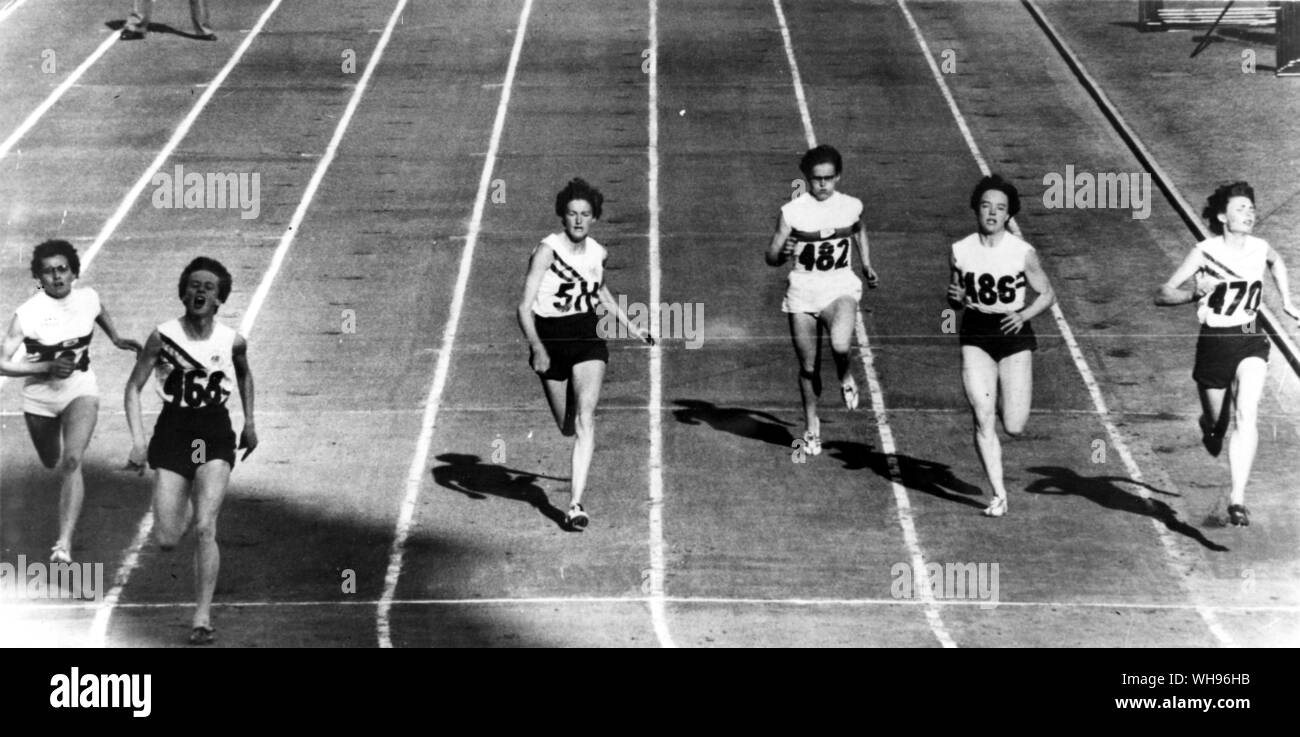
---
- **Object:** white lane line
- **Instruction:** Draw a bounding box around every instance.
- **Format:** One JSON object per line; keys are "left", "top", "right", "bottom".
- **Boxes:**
{"left": 645, "top": 0, "right": 675, "bottom": 649}
{"left": 77, "top": 0, "right": 285, "bottom": 273}
{"left": 895, "top": 0, "right": 1234, "bottom": 647}
{"left": 772, "top": 0, "right": 957, "bottom": 649}
{"left": 0, "top": 30, "right": 117, "bottom": 162}
{"left": 0, "top": 0, "right": 31, "bottom": 26}
{"left": 89, "top": 0, "right": 407, "bottom": 646}
{"left": 376, "top": 0, "right": 535, "bottom": 650}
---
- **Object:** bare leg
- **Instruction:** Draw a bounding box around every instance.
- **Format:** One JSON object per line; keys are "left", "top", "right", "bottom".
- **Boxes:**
{"left": 539, "top": 375, "right": 576, "bottom": 437}
{"left": 53, "top": 396, "right": 99, "bottom": 557}
{"left": 962, "top": 346, "right": 1008, "bottom": 509}
{"left": 789, "top": 312, "right": 823, "bottom": 440}
{"left": 567, "top": 360, "right": 606, "bottom": 511}
{"left": 190, "top": 461, "right": 231, "bottom": 630}
{"left": 24, "top": 413, "right": 62, "bottom": 469}
{"left": 1227, "top": 358, "right": 1267, "bottom": 509}
{"left": 996, "top": 350, "right": 1034, "bottom": 436}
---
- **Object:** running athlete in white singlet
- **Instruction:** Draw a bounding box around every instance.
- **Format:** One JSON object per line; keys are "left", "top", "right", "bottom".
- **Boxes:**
{"left": 517, "top": 179, "right": 651, "bottom": 531}
{"left": 946, "top": 176, "right": 1055, "bottom": 518}
{"left": 125, "top": 257, "right": 257, "bottom": 644}
{"left": 766, "top": 145, "right": 877, "bottom": 458}
{"left": 0, "top": 241, "right": 141, "bottom": 564}
{"left": 1156, "top": 182, "right": 1300, "bottom": 527}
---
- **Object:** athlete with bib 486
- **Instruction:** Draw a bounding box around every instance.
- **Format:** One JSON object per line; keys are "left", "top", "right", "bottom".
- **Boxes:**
{"left": 1155, "top": 182, "right": 1300, "bottom": 527}
{"left": 124, "top": 257, "right": 258, "bottom": 644}
{"left": 947, "top": 175, "right": 1056, "bottom": 518}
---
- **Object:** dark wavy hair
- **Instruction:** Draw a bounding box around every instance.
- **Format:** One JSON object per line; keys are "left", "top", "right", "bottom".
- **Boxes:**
{"left": 799, "top": 144, "right": 843, "bottom": 178}
{"left": 554, "top": 178, "right": 604, "bottom": 220}
{"left": 178, "top": 256, "right": 233, "bottom": 303}
{"left": 1202, "top": 181, "right": 1254, "bottom": 236}
{"left": 30, "top": 240, "right": 80, "bottom": 279}
{"left": 970, "top": 174, "right": 1021, "bottom": 218}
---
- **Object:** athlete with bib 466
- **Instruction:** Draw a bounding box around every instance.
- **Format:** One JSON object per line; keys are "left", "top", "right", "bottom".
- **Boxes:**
{"left": 1155, "top": 182, "right": 1300, "bottom": 527}
{"left": 124, "top": 257, "right": 258, "bottom": 644}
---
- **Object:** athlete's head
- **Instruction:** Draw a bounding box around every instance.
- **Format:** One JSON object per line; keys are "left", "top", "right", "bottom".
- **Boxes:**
{"left": 555, "top": 178, "right": 603, "bottom": 243}
{"left": 970, "top": 175, "right": 1020, "bottom": 235}
{"left": 30, "top": 240, "right": 80, "bottom": 299}
{"left": 178, "top": 257, "right": 233, "bottom": 316}
{"left": 1202, "top": 181, "right": 1255, "bottom": 236}
{"left": 799, "top": 145, "right": 843, "bottom": 201}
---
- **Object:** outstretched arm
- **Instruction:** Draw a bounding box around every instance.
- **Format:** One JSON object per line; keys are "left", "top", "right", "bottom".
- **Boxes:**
{"left": 96, "top": 305, "right": 143, "bottom": 354}
{"left": 1155, "top": 247, "right": 1205, "bottom": 307}
{"left": 124, "top": 330, "right": 162, "bottom": 473}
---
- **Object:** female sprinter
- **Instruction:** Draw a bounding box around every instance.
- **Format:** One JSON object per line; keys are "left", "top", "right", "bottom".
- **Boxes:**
{"left": 947, "top": 175, "right": 1055, "bottom": 517}
{"left": 124, "top": 257, "right": 257, "bottom": 644}
{"left": 517, "top": 178, "right": 652, "bottom": 531}
{"left": 1155, "top": 182, "right": 1299, "bottom": 527}
{"left": 0, "top": 240, "right": 141, "bottom": 563}
{"left": 765, "top": 145, "right": 877, "bottom": 456}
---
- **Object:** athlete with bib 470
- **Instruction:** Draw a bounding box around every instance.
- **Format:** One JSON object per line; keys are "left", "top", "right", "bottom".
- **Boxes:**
{"left": 765, "top": 145, "right": 877, "bottom": 457}
{"left": 124, "top": 257, "right": 257, "bottom": 644}
{"left": 947, "top": 175, "right": 1056, "bottom": 518}
{"left": 1155, "top": 182, "right": 1300, "bottom": 527}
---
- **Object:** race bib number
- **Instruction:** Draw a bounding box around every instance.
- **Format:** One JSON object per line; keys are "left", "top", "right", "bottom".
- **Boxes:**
{"left": 162, "top": 368, "right": 230, "bottom": 408}
{"left": 963, "top": 271, "right": 1025, "bottom": 307}
{"left": 553, "top": 281, "right": 600, "bottom": 314}
{"left": 1205, "top": 279, "right": 1262, "bottom": 318}
{"left": 796, "top": 238, "right": 851, "bottom": 272}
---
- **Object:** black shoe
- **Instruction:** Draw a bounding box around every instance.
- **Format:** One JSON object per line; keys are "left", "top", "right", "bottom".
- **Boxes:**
{"left": 188, "top": 625, "right": 216, "bottom": 645}
{"left": 119, "top": 30, "right": 146, "bottom": 40}
{"left": 195, "top": 32, "right": 217, "bottom": 41}
{"left": 1199, "top": 415, "right": 1224, "bottom": 457}
{"left": 1227, "top": 504, "right": 1250, "bottom": 527}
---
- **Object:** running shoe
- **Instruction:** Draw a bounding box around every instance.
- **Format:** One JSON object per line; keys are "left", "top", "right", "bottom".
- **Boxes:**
{"left": 841, "top": 378, "right": 860, "bottom": 411}
{"left": 982, "top": 496, "right": 1007, "bottom": 518}
{"left": 119, "top": 30, "right": 145, "bottom": 40}
{"left": 802, "top": 430, "right": 822, "bottom": 456}
{"left": 1227, "top": 504, "right": 1250, "bottom": 527}
{"left": 566, "top": 503, "right": 589, "bottom": 531}
{"left": 189, "top": 626, "right": 216, "bottom": 645}
{"left": 1199, "top": 415, "right": 1224, "bottom": 457}
{"left": 50, "top": 544, "right": 71, "bottom": 564}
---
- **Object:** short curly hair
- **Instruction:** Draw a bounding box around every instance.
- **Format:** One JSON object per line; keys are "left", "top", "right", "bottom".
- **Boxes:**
{"left": 178, "top": 256, "right": 233, "bottom": 303}
{"left": 970, "top": 174, "right": 1021, "bottom": 218}
{"left": 555, "top": 178, "right": 604, "bottom": 220}
{"left": 799, "top": 145, "right": 842, "bottom": 178}
{"left": 1202, "top": 181, "right": 1255, "bottom": 236}
{"left": 30, "top": 240, "right": 80, "bottom": 280}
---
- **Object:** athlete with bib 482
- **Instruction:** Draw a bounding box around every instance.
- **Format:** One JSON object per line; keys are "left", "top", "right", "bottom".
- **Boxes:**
{"left": 765, "top": 145, "right": 878, "bottom": 457}
{"left": 1155, "top": 182, "right": 1300, "bottom": 527}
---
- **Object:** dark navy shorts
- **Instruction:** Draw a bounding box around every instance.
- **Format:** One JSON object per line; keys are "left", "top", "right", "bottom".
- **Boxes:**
{"left": 959, "top": 309, "right": 1037, "bottom": 362}
{"left": 1193, "top": 322, "right": 1270, "bottom": 389}
{"left": 534, "top": 312, "right": 608, "bottom": 380}
{"left": 148, "top": 404, "right": 237, "bottom": 480}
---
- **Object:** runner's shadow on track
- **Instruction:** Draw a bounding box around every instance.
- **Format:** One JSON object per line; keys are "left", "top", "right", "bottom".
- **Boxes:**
{"left": 671, "top": 399, "right": 795, "bottom": 447}
{"left": 824, "top": 441, "right": 987, "bottom": 510}
{"left": 1024, "top": 466, "right": 1228, "bottom": 552}
{"left": 432, "top": 453, "right": 570, "bottom": 530}
{"left": 104, "top": 19, "right": 211, "bottom": 40}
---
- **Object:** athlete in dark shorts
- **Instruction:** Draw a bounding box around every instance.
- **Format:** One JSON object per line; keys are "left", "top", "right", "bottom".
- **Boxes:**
{"left": 125, "top": 257, "right": 257, "bottom": 644}
{"left": 947, "top": 175, "right": 1056, "bottom": 518}
{"left": 1155, "top": 182, "right": 1300, "bottom": 526}
{"left": 517, "top": 179, "right": 652, "bottom": 530}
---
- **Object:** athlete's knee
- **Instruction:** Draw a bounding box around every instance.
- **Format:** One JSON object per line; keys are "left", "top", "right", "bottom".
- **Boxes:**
{"left": 154, "top": 529, "right": 182, "bottom": 551}
{"left": 1003, "top": 423, "right": 1026, "bottom": 438}
{"left": 573, "top": 410, "right": 596, "bottom": 438}
{"left": 193, "top": 519, "right": 218, "bottom": 543}
{"left": 59, "top": 452, "right": 83, "bottom": 474}
{"left": 39, "top": 453, "right": 59, "bottom": 470}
